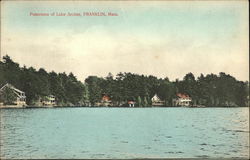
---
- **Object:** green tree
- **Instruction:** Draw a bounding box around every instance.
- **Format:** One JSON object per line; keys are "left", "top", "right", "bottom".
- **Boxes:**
{"left": 137, "top": 96, "right": 142, "bottom": 107}
{"left": 1, "top": 55, "right": 249, "bottom": 107}
{"left": 85, "top": 76, "right": 103, "bottom": 105}
{"left": 143, "top": 96, "right": 148, "bottom": 107}
{"left": 0, "top": 87, "right": 16, "bottom": 105}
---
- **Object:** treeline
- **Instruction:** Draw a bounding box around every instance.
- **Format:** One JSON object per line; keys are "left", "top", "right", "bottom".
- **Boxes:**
{"left": 85, "top": 72, "right": 249, "bottom": 107}
{"left": 0, "top": 56, "right": 88, "bottom": 106}
{"left": 0, "top": 55, "right": 249, "bottom": 107}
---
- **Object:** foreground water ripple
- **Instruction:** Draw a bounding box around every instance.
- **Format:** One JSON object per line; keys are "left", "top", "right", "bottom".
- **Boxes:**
{"left": 0, "top": 107, "right": 249, "bottom": 159}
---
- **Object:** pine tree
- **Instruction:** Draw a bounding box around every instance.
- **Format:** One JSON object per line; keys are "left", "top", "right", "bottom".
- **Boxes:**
{"left": 143, "top": 96, "right": 148, "bottom": 107}
{"left": 137, "top": 96, "right": 142, "bottom": 107}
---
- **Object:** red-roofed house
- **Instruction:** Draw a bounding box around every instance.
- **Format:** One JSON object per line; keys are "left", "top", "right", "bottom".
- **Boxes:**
{"left": 172, "top": 93, "right": 192, "bottom": 107}
{"left": 102, "top": 95, "right": 110, "bottom": 102}
{"left": 98, "top": 94, "right": 112, "bottom": 106}
{"left": 128, "top": 100, "right": 135, "bottom": 107}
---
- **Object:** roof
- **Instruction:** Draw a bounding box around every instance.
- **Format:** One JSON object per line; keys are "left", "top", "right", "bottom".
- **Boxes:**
{"left": 151, "top": 94, "right": 162, "bottom": 101}
{"left": 0, "top": 83, "right": 24, "bottom": 93}
{"left": 0, "top": 83, "right": 9, "bottom": 91}
{"left": 177, "top": 93, "right": 190, "bottom": 99}
{"left": 0, "top": 83, "right": 26, "bottom": 98}
{"left": 128, "top": 101, "right": 135, "bottom": 104}
{"left": 102, "top": 95, "right": 111, "bottom": 101}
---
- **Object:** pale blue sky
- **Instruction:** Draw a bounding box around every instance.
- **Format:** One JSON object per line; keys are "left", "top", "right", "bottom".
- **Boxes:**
{"left": 3, "top": 1, "right": 242, "bottom": 37}
{"left": 1, "top": 1, "right": 249, "bottom": 81}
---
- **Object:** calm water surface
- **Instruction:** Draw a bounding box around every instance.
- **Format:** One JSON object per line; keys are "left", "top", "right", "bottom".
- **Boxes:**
{"left": 0, "top": 107, "right": 249, "bottom": 159}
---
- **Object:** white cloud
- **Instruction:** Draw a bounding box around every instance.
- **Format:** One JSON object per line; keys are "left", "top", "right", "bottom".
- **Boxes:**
{"left": 1, "top": 24, "right": 249, "bottom": 81}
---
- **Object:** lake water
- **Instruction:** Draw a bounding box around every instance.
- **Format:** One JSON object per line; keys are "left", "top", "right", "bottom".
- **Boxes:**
{"left": 0, "top": 107, "right": 249, "bottom": 159}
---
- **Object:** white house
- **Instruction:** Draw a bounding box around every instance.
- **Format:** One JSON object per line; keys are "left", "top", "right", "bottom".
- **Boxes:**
{"left": 151, "top": 94, "right": 164, "bottom": 106}
{"left": 40, "top": 95, "right": 56, "bottom": 106}
{"left": 0, "top": 83, "right": 26, "bottom": 106}
{"left": 172, "top": 93, "right": 192, "bottom": 107}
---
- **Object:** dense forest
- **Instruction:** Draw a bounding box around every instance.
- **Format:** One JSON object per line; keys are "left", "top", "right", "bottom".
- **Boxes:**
{"left": 0, "top": 55, "right": 249, "bottom": 107}
{"left": 0, "top": 56, "right": 88, "bottom": 106}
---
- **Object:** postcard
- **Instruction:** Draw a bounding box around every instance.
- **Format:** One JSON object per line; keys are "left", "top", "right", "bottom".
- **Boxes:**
{"left": 0, "top": 0, "right": 249, "bottom": 159}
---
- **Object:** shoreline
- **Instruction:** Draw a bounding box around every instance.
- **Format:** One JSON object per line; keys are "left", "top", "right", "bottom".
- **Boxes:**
{"left": 0, "top": 105, "right": 249, "bottom": 109}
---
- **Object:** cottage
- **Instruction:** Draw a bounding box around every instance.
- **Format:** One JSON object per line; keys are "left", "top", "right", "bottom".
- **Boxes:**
{"left": 172, "top": 93, "right": 192, "bottom": 107}
{"left": 151, "top": 94, "right": 165, "bottom": 106}
{"left": 0, "top": 83, "right": 26, "bottom": 106}
{"left": 99, "top": 94, "right": 112, "bottom": 106}
{"left": 128, "top": 100, "right": 135, "bottom": 107}
{"left": 39, "top": 95, "right": 56, "bottom": 106}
